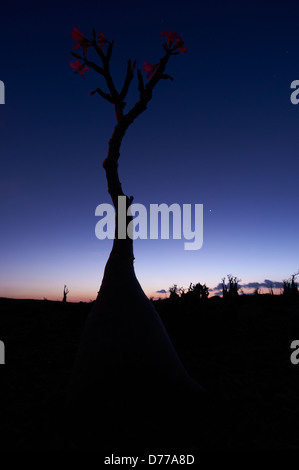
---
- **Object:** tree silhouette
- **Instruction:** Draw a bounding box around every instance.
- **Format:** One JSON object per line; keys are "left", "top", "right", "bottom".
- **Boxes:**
{"left": 222, "top": 274, "right": 240, "bottom": 298}
{"left": 186, "top": 282, "right": 209, "bottom": 300}
{"left": 62, "top": 285, "right": 69, "bottom": 303}
{"left": 169, "top": 284, "right": 182, "bottom": 300}
{"left": 68, "top": 28, "right": 202, "bottom": 433}
{"left": 283, "top": 271, "right": 299, "bottom": 297}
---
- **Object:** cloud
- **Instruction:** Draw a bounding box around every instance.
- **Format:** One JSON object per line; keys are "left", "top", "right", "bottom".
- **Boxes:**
{"left": 211, "top": 289, "right": 222, "bottom": 296}
{"left": 243, "top": 282, "right": 262, "bottom": 289}
{"left": 210, "top": 279, "right": 284, "bottom": 292}
{"left": 156, "top": 289, "right": 167, "bottom": 294}
{"left": 210, "top": 283, "right": 223, "bottom": 292}
{"left": 242, "top": 280, "right": 284, "bottom": 289}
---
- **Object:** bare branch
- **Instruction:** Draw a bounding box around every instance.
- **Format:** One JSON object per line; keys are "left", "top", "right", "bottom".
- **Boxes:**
{"left": 90, "top": 39, "right": 122, "bottom": 120}
{"left": 70, "top": 51, "right": 83, "bottom": 60}
{"left": 161, "top": 73, "right": 174, "bottom": 81}
{"left": 123, "top": 52, "right": 171, "bottom": 127}
{"left": 82, "top": 57, "right": 104, "bottom": 75}
{"left": 145, "top": 53, "right": 170, "bottom": 92}
{"left": 106, "top": 40, "right": 114, "bottom": 62}
{"left": 119, "top": 60, "right": 134, "bottom": 102}
{"left": 93, "top": 41, "right": 107, "bottom": 64}
{"left": 73, "top": 32, "right": 177, "bottom": 167}
{"left": 90, "top": 88, "right": 114, "bottom": 103}
{"left": 103, "top": 65, "right": 120, "bottom": 101}
{"left": 137, "top": 69, "right": 145, "bottom": 95}
{"left": 77, "top": 51, "right": 122, "bottom": 122}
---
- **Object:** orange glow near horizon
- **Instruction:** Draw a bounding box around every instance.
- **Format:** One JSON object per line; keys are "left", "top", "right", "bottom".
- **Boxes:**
{"left": 0, "top": 286, "right": 283, "bottom": 303}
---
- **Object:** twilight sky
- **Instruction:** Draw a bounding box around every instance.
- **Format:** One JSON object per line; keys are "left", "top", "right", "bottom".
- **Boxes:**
{"left": 0, "top": 0, "right": 299, "bottom": 301}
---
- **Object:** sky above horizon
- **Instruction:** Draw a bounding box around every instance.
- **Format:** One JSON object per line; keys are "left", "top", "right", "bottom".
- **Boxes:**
{"left": 1, "top": 0, "right": 299, "bottom": 301}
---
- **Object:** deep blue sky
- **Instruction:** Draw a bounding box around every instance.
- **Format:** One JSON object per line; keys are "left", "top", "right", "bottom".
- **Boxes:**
{"left": 1, "top": 0, "right": 299, "bottom": 301}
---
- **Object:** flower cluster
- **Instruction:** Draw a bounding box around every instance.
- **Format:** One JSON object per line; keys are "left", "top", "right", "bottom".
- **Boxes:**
{"left": 69, "top": 29, "right": 186, "bottom": 81}
{"left": 70, "top": 60, "right": 89, "bottom": 78}
{"left": 70, "top": 28, "right": 109, "bottom": 77}
{"left": 97, "top": 31, "right": 108, "bottom": 50}
{"left": 142, "top": 30, "right": 186, "bottom": 80}
{"left": 159, "top": 31, "right": 187, "bottom": 53}
{"left": 71, "top": 27, "right": 90, "bottom": 55}
{"left": 142, "top": 62, "right": 159, "bottom": 80}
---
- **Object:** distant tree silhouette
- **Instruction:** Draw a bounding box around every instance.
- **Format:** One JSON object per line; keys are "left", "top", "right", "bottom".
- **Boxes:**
{"left": 268, "top": 283, "right": 274, "bottom": 296}
{"left": 168, "top": 282, "right": 209, "bottom": 304}
{"left": 62, "top": 285, "right": 69, "bottom": 303}
{"left": 222, "top": 275, "right": 240, "bottom": 298}
{"left": 169, "top": 284, "right": 182, "bottom": 300}
{"left": 68, "top": 28, "right": 202, "bottom": 431}
{"left": 283, "top": 271, "right": 299, "bottom": 297}
{"left": 186, "top": 282, "right": 209, "bottom": 300}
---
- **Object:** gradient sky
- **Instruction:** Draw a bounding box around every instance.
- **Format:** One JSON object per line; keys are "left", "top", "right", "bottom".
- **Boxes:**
{"left": 1, "top": 0, "right": 299, "bottom": 301}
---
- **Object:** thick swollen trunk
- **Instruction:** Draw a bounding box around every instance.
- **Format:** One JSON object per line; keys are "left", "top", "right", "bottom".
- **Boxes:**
{"left": 68, "top": 129, "right": 202, "bottom": 441}
{"left": 69, "top": 239, "right": 201, "bottom": 420}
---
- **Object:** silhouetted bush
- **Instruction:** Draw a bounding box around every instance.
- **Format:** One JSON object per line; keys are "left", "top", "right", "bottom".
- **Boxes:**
{"left": 283, "top": 272, "right": 299, "bottom": 297}
{"left": 184, "top": 282, "right": 209, "bottom": 301}
{"left": 222, "top": 275, "right": 240, "bottom": 298}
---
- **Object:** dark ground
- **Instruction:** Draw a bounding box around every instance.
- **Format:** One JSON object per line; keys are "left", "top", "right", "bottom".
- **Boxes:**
{"left": 0, "top": 294, "right": 299, "bottom": 450}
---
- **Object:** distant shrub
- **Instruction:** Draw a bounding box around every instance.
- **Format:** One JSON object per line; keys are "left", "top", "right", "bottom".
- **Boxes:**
{"left": 222, "top": 274, "right": 240, "bottom": 298}
{"left": 283, "top": 272, "right": 299, "bottom": 297}
{"left": 168, "top": 282, "right": 209, "bottom": 304}
{"left": 168, "top": 284, "right": 181, "bottom": 301}
{"left": 185, "top": 282, "right": 209, "bottom": 300}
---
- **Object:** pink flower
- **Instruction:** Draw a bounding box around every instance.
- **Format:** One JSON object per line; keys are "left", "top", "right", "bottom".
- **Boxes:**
{"left": 97, "top": 31, "right": 108, "bottom": 50}
{"left": 159, "top": 31, "right": 187, "bottom": 53}
{"left": 160, "top": 31, "right": 180, "bottom": 44}
{"left": 70, "top": 60, "right": 89, "bottom": 77}
{"left": 172, "top": 38, "right": 187, "bottom": 53}
{"left": 71, "top": 27, "right": 90, "bottom": 55}
{"left": 142, "top": 62, "right": 159, "bottom": 79}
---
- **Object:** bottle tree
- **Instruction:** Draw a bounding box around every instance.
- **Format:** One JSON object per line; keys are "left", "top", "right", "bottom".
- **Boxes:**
{"left": 68, "top": 28, "right": 202, "bottom": 442}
